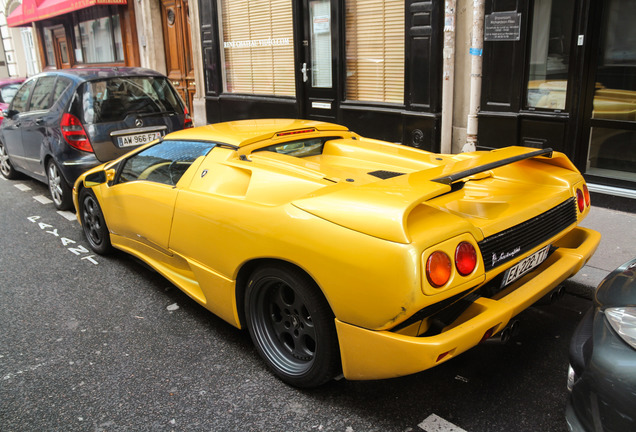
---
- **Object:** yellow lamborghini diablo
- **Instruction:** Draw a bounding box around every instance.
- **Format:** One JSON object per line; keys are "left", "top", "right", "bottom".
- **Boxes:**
{"left": 73, "top": 119, "right": 600, "bottom": 388}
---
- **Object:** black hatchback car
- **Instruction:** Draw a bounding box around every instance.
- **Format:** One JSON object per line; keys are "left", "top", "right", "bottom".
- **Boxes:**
{"left": 0, "top": 67, "right": 192, "bottom": 209}
{"left": 567, "top": 258, "right": 636, "bottom": 431}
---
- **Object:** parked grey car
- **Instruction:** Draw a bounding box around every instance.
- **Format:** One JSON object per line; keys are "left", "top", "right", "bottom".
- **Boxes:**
{"left": 567, "top": 258, "right": 636, "bottom": 431}
{"left": 0, "top": 67, "right": 192, "bottom": 210}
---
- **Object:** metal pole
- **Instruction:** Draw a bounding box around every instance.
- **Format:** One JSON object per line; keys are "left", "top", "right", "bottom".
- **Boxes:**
{"left": 440, "top": 0, "right": 457, "bottom": 154}
{"left": 463, "top": 0, "right": 485, "bottom": 152}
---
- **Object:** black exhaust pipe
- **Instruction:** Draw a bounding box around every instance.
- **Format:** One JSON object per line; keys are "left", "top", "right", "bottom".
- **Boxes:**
{"left": 537, "top": 285, "right": 566, "bottom": 305}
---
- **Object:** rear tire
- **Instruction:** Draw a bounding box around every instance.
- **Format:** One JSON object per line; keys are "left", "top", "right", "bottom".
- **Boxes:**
{"left": 244, "top": 263, "right": 341, "bottom": 388}
{"left": 46, "top": 159, "right": 72, "bottom": 210}
{"left": 79, "top": 188, "right": 113, "bottom": 255}
{"left": 0, "top": 141, "right": 19, "bottom": 179}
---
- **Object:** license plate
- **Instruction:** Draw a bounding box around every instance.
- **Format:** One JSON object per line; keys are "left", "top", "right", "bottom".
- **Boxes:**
{"left": 117, "top": 131, "right": 162, "bottom": 147}
{"left": 501, "top": 245, "right": 551, "bottom": 287}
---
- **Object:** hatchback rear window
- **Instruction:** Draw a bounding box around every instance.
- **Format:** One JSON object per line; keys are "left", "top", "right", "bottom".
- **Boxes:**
{"left": 80, "top": 76, "right": 183, "bottom": 124}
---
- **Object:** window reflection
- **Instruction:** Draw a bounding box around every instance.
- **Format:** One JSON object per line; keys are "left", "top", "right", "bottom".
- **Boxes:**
{"left": 591, "top": 0, "right": 636, "bottom": 121}
{"left": 73, "top": 6, "right": 124, "bottom": 64}
{"left": 526, "top": 0, "right": 575, "bottom": 110}
{"left": 587, "top": 0, "right": 636, "bottom": 182}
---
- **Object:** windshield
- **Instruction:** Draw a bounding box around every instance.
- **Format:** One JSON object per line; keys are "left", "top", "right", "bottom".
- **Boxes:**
{"left": 80, "top": 76, "right": 183, "bottom": 124}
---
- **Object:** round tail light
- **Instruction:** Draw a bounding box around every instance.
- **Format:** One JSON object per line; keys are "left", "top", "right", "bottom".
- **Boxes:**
{"left": 455, "top": 242, "right": 477, "bottom": 276}
{"left": 583, "top": 184, "right": 590, "bottom": 207}
{"left": 426, "top": 251, "right": 452, "bottom": 287}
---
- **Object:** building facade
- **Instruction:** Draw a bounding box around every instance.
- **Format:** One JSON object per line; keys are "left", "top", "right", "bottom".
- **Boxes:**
{"left": 4, "top": 0, "right": 636, "bottom": 201}
{"left": 4, "top": 0, "right": 207, "bottom": 124}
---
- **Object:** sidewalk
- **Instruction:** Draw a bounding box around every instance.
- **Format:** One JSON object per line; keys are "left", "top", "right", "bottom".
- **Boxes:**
{"left": 565, "top": 205, "right": 636, "bottom": 298}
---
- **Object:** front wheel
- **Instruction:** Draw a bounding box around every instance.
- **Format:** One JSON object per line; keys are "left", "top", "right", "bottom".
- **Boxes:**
{"left": 244, "top": 264, "right": 341, "bottom": 388}
{"left": 0, "top": 141, "right": 19, "bottom": 179}
{"left": 79, "top": 188, "right": 113, "bottom": 255}
{"left": 46, "top": 159, "right": 72, "bottom": 210}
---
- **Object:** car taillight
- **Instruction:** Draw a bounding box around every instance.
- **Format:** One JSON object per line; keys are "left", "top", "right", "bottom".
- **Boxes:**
{"left": 426, "top": 251, "right": 452, "bottom": 287}
{"left": 184, "top": 107, "right": 193, "bottom": 128}
{"left": 576, "top": 188, "right": 585, "bottom": 212}
{"left": 455, "top": 242, "right": 477, "bottom": 276}
{"left": 583, "top": 184, "right": 591, "bottom": 207}
{"left": 61, "top": 113, "right": 93, "bottom": 152}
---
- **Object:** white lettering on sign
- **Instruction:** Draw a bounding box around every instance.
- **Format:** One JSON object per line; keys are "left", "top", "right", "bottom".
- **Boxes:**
{"left": 27, "top": 216, "right": 98, "bottom": 265}
{"left": 223, "top": 38, "right": 291, "bottom": 49}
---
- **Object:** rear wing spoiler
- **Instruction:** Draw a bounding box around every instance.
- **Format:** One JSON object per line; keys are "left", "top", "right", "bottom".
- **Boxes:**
{"left": 432, "top": 148, "right": 553, "bottom": 185}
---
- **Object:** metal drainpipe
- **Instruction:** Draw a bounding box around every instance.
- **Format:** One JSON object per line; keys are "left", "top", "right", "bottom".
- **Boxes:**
{"left": 440, "top": 0, "right": 457, "bottom": 154}
{"left": 463, "top": 0, "right": 485, "bottom": 152}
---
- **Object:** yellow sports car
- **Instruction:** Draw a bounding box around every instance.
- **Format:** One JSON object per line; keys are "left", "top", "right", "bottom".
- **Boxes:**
{"left": 73, "top": 119, "right": 600, "bottom": 388}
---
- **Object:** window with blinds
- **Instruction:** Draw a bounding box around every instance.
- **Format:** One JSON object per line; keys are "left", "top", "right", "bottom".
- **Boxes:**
{"left": 220, "top": 0, "right": 295, "bottom": 97}
{"left": 345, "top": 0, "right": 404, "bottom": 104}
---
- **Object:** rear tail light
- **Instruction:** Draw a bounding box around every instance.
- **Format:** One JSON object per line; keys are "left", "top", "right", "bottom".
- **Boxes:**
{"left": 583, "top": 184, "right": 591, "bottom": 207}
{"left": 426, "top": 251, "right": 452, "bottom": 287}
{"left": 455, "top": 242, "right": 477, "bottom": 276}
{"left": 576, "top": 188, "right": 585, "bottom": 212}
{"left": 184, "top": 107, "right": 193, "bottom": 128}
{"left": 61, "top": 113, "right": 93, "bottom": 152}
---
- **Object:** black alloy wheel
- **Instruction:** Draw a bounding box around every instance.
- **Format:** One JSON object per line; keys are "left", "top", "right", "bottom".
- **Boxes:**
{"left": 0, "top": 141, "right": 18, "bottom": 179}
{"left": 245, "top": 264, "right": 341, "bottom": 388}
{"left": 46, "top": 159, "right": 72, "bottom": 210}
{"left": 79, "top": 188, "right": 113, "bottom": 255}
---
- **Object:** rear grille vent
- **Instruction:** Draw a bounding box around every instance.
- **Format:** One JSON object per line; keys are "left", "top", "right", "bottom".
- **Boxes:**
{"left": 478, "top": 198, "right": 577, "bottom": 271}
{"left": 368, "top": 170, "right": 404, "bottom": 179}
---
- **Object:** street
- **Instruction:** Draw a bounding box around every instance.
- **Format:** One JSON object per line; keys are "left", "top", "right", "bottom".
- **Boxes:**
{"left": 1, "top": 175, "right": 592, "bottom": 432}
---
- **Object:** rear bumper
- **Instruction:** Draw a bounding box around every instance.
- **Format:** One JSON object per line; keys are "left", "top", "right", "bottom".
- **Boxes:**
{"left": 336, "top": 226, "right": 601, "bottom": 380}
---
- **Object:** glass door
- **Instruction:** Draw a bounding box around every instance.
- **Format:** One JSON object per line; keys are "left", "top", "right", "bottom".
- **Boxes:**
{"left": 301, "top": 0, "right": 338, "bottom": 121}
{"left": 585, "top": 0, "right": 636, "bottom": 185}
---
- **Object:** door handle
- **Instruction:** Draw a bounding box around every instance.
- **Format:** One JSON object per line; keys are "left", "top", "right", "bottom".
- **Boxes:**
{"left": 35, "top": 118, "right": 44, "bottom": 125}
{"left": 301, "top": 63, "right": 309, "bottom": 83}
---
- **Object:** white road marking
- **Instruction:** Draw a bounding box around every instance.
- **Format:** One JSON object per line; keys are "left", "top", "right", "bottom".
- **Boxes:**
{"left": 57, "top": 211, "right": 77, "bottom": 221}
{"left": 33, "top": 195, "right": 53, "bottom": 204}
{"left": 419, "top": 414, "right": 467, "bottom": 432}
{"left": 14, "top": 183, "right": 31, "bottom": 191}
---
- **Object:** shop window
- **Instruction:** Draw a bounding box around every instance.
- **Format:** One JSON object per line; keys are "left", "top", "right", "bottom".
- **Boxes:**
{"left": 73, "top": 6, "right": 124, "bottom": 64}
{"left": 42, "top": 28, "right": 56, "bottom": 67}
{"left": 591, "top": 0, "right": 636, "bottom": 122}
{"left": 345, "top": 0, "right": 404, "bottom": 104}
{"left": 587, "top": 0, "right": 636, "bottom": 183}
{"left": 219, "top": 0, "right": 295, "bottom": 97}
{"left": 525, "top": 0, "right": 575, "bottom": 111}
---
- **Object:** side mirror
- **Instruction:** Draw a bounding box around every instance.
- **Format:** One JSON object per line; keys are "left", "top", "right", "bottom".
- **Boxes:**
{"left": 3, "top": 109, "right": 17, "bottom": 119}
{"left": 84, "top": 168, "right": 117, "bottom": 188}
{"left": 84, "top": 170, "right": 107, "bottom": 187}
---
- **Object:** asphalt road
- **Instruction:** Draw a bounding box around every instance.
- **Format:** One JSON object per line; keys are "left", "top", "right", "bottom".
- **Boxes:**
{"left": 0, "top": 175, "right": 593, "bottom": 432}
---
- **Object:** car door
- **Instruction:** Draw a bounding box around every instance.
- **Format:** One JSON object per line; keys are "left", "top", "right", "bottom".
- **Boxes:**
{"left": 20, "top": 75, "right": 59, "bottom": 176}
{"left": 2, "top": 79, "right": 35, "bottom": 171}
{"left": 100, "top": 139, "right": 215, "bottom": 253}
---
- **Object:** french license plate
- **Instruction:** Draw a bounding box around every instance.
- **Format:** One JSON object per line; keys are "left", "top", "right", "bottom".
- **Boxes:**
{"left": 501, "top": 245, "right": 551, "bottom": 287}
{"left": 117, "top": 131, "right": 162, "bottom": 147}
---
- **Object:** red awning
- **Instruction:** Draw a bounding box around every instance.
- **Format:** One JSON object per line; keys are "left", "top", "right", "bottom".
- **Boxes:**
{"left": 7, "top": 0, "right": 127, "bottom": 27}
